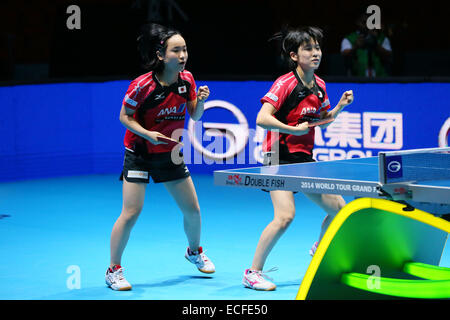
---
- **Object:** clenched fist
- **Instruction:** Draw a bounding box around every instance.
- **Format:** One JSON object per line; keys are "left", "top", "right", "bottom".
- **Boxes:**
{"left": 339, "top": 90, "right": 354, "bottom": 107}
{"left": 197, "top": 86, "right": 210, "bottom": 102}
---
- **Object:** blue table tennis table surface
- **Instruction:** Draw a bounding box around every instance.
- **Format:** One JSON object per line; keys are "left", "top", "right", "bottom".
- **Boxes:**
{"left": 219, "top": 156, "right": 450, "bottom": 186}
{"left": 214, "top": 156, "right": 450, "bottom": 206}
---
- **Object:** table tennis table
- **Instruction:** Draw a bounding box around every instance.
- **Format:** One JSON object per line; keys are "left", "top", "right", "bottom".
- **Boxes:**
{"left": 214, "top": 147, "right": 450, "bottom": 214}
{"left": 214, "top": 147, "right": 450, "bottom": 299}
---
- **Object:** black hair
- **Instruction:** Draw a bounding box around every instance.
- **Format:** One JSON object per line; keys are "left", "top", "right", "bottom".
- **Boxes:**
{"left": 269, "top": 26, "right": 324, "bottom": 70}
{"left": 137, "top": 23, "right": 182, "bottom": 72}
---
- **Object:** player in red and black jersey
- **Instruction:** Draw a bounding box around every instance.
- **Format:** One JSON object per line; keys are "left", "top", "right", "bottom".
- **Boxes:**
{"left": 243, "top": 27, "right": 354, "bottom": 291}
{"left": 106, "top": 24, "right": 215, "bottom": 291}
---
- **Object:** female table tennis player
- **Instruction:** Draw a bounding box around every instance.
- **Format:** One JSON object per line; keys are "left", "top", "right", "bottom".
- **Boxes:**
{"left": 105, "top": 23, "right": 215, "bottom": 291}
{"left": 243, "top": 26, "right": 354, "bottom": 291}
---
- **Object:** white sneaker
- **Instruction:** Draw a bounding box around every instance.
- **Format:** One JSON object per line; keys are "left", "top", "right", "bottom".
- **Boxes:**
{"left": 309, "top": 241, "right": 318, "bottom": 257}
{"left": 105, "top": 265, "right": 132, "bottom": 291}
{"left": 185, "top": 246, "right": 215, "bottom": 274}
{"left": 242, "top": 268, "right": 277, "bottom": 291}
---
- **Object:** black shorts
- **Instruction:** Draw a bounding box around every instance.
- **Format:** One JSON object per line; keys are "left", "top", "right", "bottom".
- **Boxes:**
{"left": 120, "top": 149, "right": 190, "bottom": 184}
{"left": 262, "top": 151, "right": 315, "bottom": 192}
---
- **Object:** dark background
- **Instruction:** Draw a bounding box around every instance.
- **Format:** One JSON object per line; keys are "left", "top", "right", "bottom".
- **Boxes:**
{"left": 1, "top": 0, "right": 450, "bottom": 83}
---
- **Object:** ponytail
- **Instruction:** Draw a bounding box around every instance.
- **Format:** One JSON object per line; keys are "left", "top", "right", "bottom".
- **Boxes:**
{"left": 269, "top": 26, "right": 323, "bottom": 70}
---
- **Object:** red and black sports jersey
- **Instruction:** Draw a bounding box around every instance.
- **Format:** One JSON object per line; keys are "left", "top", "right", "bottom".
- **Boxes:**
{"left": 261, "top": 71, "right": 331, "bottom": 155}
{"left": 122, "top": 70, "right": 197, "bottom": 154}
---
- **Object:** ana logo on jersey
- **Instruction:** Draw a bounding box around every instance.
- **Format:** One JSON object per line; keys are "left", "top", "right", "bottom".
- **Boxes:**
{"left": 157, "top": 104, "right": 186, "bottom": 117}
{"left": 300, "top": 107, "right": 317, "bottom": 115}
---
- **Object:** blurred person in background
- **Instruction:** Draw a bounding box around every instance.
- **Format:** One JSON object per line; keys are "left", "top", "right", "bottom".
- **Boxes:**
{"left": 341, "top": 12, "right": 392, "bottom": 77}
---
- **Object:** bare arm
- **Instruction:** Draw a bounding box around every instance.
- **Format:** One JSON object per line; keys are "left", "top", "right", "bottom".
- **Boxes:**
{"left": 318, "top": 90, "right": 354, "bottom": 129}
{"left": 187, "top": 85, "right": 209, "bottom": 121}
{"left": 256, "top": 102, "right": 309, "bottom": 136}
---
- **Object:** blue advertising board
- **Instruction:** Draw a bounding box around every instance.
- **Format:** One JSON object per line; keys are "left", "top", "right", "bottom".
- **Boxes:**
{"left": 0, "top": 80, "right": 449, "bottom": 181}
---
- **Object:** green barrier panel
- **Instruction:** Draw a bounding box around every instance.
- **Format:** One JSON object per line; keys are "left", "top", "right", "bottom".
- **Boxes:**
{"left": 296, "top": 198, "right": 450, "bottom": 300}
{"left": 403, "top": 262, "right": 450, "bottom": 280}
{"left": 341, "top": 272, "right": 450, "bottom": 299}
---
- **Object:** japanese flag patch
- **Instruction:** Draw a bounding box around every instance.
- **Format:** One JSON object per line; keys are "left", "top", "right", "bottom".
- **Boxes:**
{"left": 178, "top": 86, "right": 187, "bottom": 94}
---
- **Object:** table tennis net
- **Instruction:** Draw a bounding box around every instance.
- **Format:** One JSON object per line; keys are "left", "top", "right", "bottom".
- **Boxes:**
{"left": 380, "top": 149, "right": 450, "bottom": 184}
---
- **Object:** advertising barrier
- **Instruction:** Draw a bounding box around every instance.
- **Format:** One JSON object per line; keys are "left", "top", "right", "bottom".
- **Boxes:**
{"left": 0, "top": 80, "right": 448, "bottom": 181}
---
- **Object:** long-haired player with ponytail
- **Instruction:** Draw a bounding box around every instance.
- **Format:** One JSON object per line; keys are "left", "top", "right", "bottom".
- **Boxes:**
{"left": 105, "top": 24, "right": 215, "bottom": 291}
{"left": 242, "top": 26, "right": 354, "bottom": 291}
